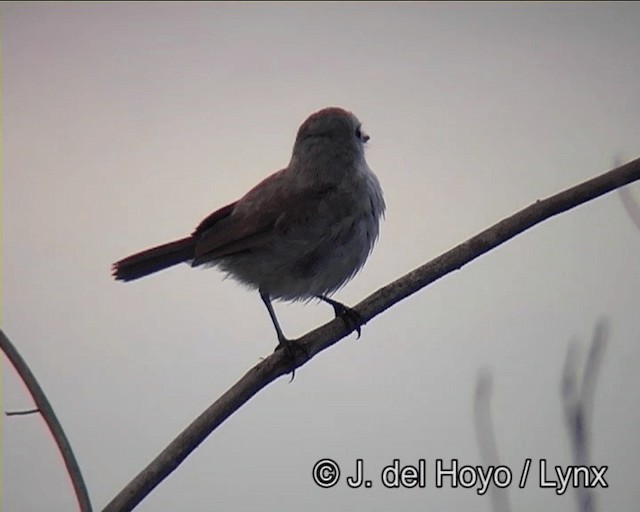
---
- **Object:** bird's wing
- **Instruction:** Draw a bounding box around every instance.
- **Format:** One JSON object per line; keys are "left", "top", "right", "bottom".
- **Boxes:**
{"left": 192, "top": 173, "right": 332, "bottom": 264}
{"left": 192, "top": 202, "right": 237, "bottom": 236}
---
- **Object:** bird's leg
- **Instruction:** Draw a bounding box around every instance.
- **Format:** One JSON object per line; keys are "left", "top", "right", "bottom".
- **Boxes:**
{"left": 317, "top": 295, "right": 363, "bottom": 339}
{"left": 260, "top": 291, "right": 307, "bottom": 379}
{"left": 260, "top": 290, "right": 289, "bottom": 347}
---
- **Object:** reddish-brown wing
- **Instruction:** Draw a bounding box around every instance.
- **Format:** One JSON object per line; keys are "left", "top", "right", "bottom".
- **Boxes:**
{"left": 192, "top": 202, "right": 237, "bottom": 236}
{"left": 192, "top": 173, "right": 336, "bottom": 264}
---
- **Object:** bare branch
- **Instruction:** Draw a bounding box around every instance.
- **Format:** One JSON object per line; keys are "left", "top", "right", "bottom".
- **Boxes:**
{"left": 474, "top": 369, "right": 511, "bottom": 512}
{"left": 5, "top": 408, "right": 40, "bottom": 416}
{"left": 0, "top": 330, "right": 93, "bottom": 512}
{"left": 561, "top": 319, "right": 609, "bottom": 512}
{"left": 579, "top": 321, "right": 609, "bottom": 436}
{"left": 618, "top": 185, "right": 640, "bottom": 231}
{"left": 103, "top": 157, "right": 640, "bottom": 511}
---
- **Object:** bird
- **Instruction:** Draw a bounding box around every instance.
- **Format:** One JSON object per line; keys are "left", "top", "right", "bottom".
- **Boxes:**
{"left": 112, "top": 107, "right": 385, "bottom": 355}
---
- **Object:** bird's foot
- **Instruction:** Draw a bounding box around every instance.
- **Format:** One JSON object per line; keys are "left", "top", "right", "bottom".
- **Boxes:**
{"left": 274, "top": 337, "right": 309, "bottom": 382}
{"left": 318, "top": 296, "right": 364, "bottom": 339}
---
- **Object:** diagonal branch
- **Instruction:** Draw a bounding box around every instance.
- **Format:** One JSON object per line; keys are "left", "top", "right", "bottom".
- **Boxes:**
{"left": 102, "top": 156, "right": 640, "bottom": 511}
{"left": 0, "top": 330, "right": 93, "bottom": 512}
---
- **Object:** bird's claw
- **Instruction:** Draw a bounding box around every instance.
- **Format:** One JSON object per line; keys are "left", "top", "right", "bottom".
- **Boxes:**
{"left": 329, "top": 302, "right": 364, "bottom": 339}
{"left": 274, "top": 338, "right": 309, "bottom": 382}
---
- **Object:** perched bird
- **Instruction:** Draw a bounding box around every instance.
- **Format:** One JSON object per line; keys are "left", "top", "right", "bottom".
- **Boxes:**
{"left": 112, "top": 107, "right": 385, "bottom": 352}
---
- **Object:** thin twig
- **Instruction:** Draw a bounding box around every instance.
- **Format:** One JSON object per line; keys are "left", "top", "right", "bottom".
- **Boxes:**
{"left": 618, "top": 186, "right": 640, "bottom": 231}
{"left": 5, "top": 408, "right": 40, "bottom": 416}
{"left": 0, "top": 330, "right": 93, "bottom": 512}
{"left": 103, "top": 157, "right": 640, "bottom": 511}
{"left": 561, "top": 320, "right": 609, "bottom": 512}
{"left": 474, "top": 370, "right": 511, "bottom": 512}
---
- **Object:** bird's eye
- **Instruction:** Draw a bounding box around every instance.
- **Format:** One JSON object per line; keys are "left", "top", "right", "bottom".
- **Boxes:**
{"left": 355, "top": 126, "right": 370, "bottom": 143}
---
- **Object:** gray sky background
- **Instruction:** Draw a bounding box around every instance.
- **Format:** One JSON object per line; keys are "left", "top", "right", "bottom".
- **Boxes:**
{"left": 2, "top": 2, "right": 640, "bottom": 511}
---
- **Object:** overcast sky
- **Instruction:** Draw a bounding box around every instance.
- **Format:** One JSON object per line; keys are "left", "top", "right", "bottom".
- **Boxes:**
{"left": 2, "top": 2, "right": 640, "bottom": 511}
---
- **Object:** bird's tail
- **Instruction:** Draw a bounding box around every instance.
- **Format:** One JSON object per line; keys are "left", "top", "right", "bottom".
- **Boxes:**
{"left": 112, "top": 237, "right": 196, "bottom": 281}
